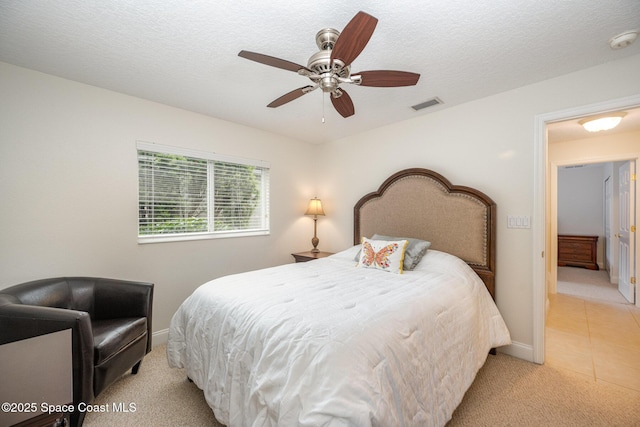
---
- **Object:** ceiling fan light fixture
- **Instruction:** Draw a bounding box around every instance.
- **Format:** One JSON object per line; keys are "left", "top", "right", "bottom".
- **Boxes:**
{"left": 578, "top": 112, "right": 627, "bottom": 132}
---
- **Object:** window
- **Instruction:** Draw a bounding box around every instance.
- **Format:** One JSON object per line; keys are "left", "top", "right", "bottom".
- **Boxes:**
{"left": 137, "top": 142, "right": 269, "bottom": 243}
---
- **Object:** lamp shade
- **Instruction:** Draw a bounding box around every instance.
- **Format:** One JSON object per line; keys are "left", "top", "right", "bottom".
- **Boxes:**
{"left": 305, "top": 198, "right": 325, "bottom": 216}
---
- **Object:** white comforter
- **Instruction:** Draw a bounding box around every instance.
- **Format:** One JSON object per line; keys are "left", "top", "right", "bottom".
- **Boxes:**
{"left": 167, "top": 247, "right": 511, "bottom": 427}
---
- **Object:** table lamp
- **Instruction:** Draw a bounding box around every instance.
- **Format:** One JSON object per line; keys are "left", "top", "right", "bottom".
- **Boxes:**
{"left": 304, "top": 197, "right": 325, "bottom": 253}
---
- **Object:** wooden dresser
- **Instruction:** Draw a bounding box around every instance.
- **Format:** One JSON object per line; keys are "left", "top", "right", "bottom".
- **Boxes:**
{"left": 557, "top": 235, "right": 599, "bottom": 270}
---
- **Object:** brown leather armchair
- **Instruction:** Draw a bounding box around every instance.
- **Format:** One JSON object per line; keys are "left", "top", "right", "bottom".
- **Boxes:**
{"left": 0, "top": 277, "right": 154, "bottom": 427}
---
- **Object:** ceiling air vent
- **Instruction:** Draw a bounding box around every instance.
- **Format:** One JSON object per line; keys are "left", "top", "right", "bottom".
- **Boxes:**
{"left": 412, "top": 97, "right": 443, "bottom": 111}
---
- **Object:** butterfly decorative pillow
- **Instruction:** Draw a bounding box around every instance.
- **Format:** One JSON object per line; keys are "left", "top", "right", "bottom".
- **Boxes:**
{"left": 357, "top": 237, "right": 409, "bottom": 274}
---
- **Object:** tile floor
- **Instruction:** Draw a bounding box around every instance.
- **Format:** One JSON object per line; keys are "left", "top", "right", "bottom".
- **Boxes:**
{"left": 546, "top": 291, "right": 640, "bottom": 393}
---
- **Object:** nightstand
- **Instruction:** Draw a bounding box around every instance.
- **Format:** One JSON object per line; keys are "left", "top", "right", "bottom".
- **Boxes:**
{"left": 291, "top": 251, "right": 334, "bottom": 263}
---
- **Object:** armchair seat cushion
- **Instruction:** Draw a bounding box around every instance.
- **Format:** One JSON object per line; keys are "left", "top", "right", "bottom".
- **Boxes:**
{"left": 92, "top": 318, "right": 147, "bottom": 365}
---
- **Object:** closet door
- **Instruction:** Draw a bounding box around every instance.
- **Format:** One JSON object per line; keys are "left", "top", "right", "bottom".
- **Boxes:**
{"left": 618, "top": 161, "right": 636, "bottom": 303}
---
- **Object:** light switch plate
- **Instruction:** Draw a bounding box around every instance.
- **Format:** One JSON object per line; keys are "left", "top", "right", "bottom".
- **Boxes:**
{"left": 507, "top": 215, "right": 530, "bottom": 229}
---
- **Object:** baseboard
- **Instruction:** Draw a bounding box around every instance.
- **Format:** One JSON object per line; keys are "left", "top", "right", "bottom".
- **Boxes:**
{"left": 152, "top": 328, "right": 169, "bottom": 347}
{"left": 497, "top": 340, "right": 535, "bottom": 363}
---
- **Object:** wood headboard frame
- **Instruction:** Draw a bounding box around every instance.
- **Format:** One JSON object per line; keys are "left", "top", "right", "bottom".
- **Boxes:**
{"left": 354, "top": 168, "right": 497, "bottom": 298}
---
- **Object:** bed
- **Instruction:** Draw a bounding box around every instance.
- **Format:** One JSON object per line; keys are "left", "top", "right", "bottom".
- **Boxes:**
{"left": 167, "top": 168, "right": 511, "bottom": 427}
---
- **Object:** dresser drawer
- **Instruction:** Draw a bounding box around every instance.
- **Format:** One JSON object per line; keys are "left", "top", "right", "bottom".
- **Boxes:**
{"left": 559, "top": 247, "right": 592, "bottom": 257}
{"left": 557, "top": 235, "right": 598, "bottom": 270}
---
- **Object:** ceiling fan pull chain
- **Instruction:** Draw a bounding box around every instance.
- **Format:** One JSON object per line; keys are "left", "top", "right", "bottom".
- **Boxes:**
{"left": 322, "top": 92, "right": 326, "bottom": 123}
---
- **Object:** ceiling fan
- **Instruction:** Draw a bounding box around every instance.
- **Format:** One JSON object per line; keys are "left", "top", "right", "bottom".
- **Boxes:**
{"left": 238, "top": 11, "right": 420, "bottom": 118}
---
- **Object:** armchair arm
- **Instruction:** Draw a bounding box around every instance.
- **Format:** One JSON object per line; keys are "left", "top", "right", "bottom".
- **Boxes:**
{"left": 0, "top": 302, "right": 95, "bottom": 406}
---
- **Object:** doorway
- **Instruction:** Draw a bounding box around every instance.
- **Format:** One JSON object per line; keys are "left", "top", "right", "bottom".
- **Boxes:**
{"left": 547, "top": 160, "right": 638, "bottom": 389}
{"left": 532, "top": 95, "right": 640, "bottom": 364}
{"left": 555, "top": 161, "right": 634, "bottom": 305}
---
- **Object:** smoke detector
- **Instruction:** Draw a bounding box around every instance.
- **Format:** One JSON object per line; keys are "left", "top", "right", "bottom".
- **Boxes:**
{"left": 609, "top": 31, "right": 638, "bottom": 49}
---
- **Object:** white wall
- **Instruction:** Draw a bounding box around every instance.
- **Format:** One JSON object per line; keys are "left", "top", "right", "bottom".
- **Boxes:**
{"left": 2, "top": 53, "right": 639, "bottom": 359}
{"left": 316, "top": 53, "right": 640, "bottom": 360}
{"left": 557, "top": 164, "right": 606, "bottom": 266}
{"left": 0, "top": 62, "right": 317, "bottom": 335}
{"left": 558, "top": 165, "right": 605, "bottom": 231}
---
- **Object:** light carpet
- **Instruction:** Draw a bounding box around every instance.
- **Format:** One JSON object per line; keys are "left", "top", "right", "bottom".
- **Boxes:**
{"left": 557, "top": 266, "right": 629, "bottom": 305}
{"left": 84, "top": 344, "right": 640, "bottom": 426}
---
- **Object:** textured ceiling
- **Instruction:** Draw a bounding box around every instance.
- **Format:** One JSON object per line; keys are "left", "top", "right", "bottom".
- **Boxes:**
{"left": 1, "top": 0, "right": 639, "bottom": 144}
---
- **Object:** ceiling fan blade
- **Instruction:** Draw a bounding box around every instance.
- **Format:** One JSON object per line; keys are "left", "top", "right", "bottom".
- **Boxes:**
{"left": 355, "top": 70, "right": 421, "bottom": 87}
{"left": 238, "top": 50, "right": 311, "bottom": 73}
{"left": 331, "top": 89, "right": 355, "bottom": 118}
{"left": 267, "top": 86, "right": 316, "bottom": 108}
{"left": 330, "top": 11, "right": 378, "bottom": 66}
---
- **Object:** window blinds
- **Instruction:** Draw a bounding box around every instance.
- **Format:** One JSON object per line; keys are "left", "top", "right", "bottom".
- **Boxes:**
{"left": 137, "top": 142, "right": 270, "bottom": 242}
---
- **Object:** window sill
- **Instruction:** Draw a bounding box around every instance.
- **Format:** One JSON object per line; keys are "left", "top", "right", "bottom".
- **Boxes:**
{"left": 138, "top": 230, "right": 269, "bottom": 244}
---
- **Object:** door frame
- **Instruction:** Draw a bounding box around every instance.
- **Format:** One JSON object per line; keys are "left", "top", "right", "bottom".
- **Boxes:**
{"left": 604, "top": 175, "right": 613, "bottom": 276}
{"left": 602, "top": 176, "right": 616, "bottom": 276}
{"left": 533, "top": 94, "right": 640, "bottom": 364}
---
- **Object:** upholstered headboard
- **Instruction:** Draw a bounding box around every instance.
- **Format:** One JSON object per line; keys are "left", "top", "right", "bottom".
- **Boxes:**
{"left": 354, "top": 168, "right": 496, "bottom": 298}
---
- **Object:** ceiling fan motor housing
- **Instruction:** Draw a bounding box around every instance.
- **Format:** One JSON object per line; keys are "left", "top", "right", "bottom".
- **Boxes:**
{"left": 315, "top": 28, "right": 340, "bottom": 50}
{"left": 308, "top": 28, "right": 350, "bottom": 92}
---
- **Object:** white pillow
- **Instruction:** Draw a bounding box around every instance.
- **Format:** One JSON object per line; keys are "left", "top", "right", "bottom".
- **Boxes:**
{"left": 371, "top": 234, "right": 431, "bottom": 270}
{"left": 357, "top": 237, "right": 408, "bottom": 274}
